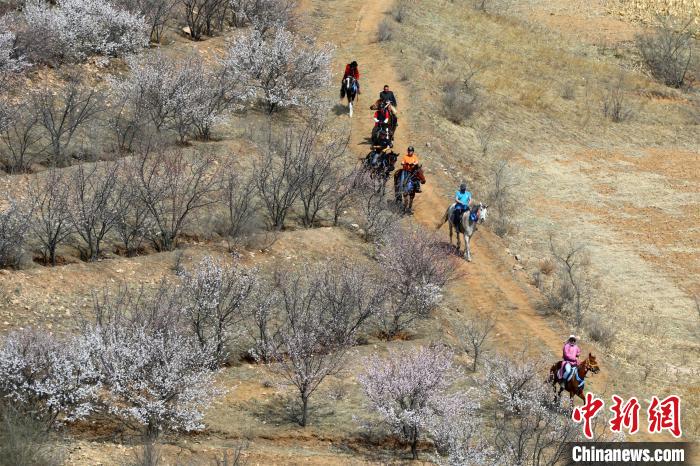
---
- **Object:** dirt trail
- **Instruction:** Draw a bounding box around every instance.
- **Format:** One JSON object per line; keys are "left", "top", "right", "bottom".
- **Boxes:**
{"left": 319, "top": 0, "right": 607, "bottom": 382}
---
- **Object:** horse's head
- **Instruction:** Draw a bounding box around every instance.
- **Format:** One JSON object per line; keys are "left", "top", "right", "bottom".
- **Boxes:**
{"left": 585, "top": 353, "right": 600, "bottom": 374}
{"left": 413, "top": 164, "right": 426, "bottom": 183}
{"left": 478, "top": 203, "right": 488, "bottom": 223}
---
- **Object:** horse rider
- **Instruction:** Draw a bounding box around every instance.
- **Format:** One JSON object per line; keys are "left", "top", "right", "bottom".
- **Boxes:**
{"left": 379, "top": 84, "right": 397, "bottom": 107}
{"left": 401, "top": 146, "right": 421, "bottom": 192}
{"left": 453, "top": 182, "right": 472, "bottom": 225}
{"left": 373, "top": 101, "right": 391, "bottom": 127}
{"left": 559, "top": 335, "right": 581, "bottom": 382}
{"left": 342, "top": 60, "right": 360, "bottom": 93}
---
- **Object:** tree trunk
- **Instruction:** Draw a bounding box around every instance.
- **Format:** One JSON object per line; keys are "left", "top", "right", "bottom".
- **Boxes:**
{"left": 300, "top": 394, "right": 309, "bottom": 427}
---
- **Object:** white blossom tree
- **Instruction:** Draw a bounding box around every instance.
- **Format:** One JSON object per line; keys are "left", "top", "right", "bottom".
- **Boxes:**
{"left": 0, "top": 201, "right": 30, "bottom": 269}
{"left": 229, "top": 0, "right": 297, "bottom": 35}
{"left": 0, "top": 329, "right": 99, "bottom": 427}
{"left": 179, "top": 255, "right": 258, "bottom": 365}
{"left": 223, "top": 27, "right": 333, "bottom": 113}
{"left": 21, "top": 0, "right": 148, "bottom": 64}
{"left": 358, "top": 344, "right": 461, "bottom": 460}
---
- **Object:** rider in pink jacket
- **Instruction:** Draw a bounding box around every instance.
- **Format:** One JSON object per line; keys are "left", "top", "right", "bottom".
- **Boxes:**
{"left": 559, "top": 335, "right": 580, "bottom": 381}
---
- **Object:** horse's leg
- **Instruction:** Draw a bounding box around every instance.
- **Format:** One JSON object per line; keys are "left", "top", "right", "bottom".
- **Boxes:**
{"left": 465, "top": 233, "right": 472, "bottom": 262}
{"left": 349, "top": 100, "right": 353, "bottom": 117}
{"left": 448, "top": 221, "right": 453, "bottom": 247}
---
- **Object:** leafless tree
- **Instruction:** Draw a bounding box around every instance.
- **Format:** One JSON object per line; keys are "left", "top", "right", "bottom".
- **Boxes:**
{"left": 115, "top": 0, "right": 178, "bottom": 43}
{"left": 129, "top": 145, "right": 221, "bottom": 251}
{"left": 113, "top": 173, "right": 153, "bottom": 257}
{"left": 27, "top": 168, "right": 73, "bottom": 266}
{"left": 267, "top": 266, "right": 362, "bottom": 426}
{"left": 457, "top": 312, "right": 496, "bottom": 372}
{"left": 0, "top": 201, "right": 29, "bottom": 269}
{"left": 548, "top": 234, "right": 593, "bottom": 329}
{"left": 0, "top": 99, "right": 41, "bottom": 173}
{"left": 293, "top": 123, "right": 349, "bottom": 227}
{"left": 224, "top": 171, "right": 257, "bottom": 239}
{"left": 331, "top": 166, "right": 360, "bottom": 227}
{"left": 31, "top": 76, "right": 101, "bottom": 166}
{"left": 246, "top": 280, "right": 280, "bottom": 363}
{"left": 637, "top": 15, "right": 695, "bottom": 88}
{"left": 181, "top": 0, "right": 228, "bottom": 40}
{"left": 68, "top": 163, "right": 122, "bottom": 261}
{"left": 253, "top": 130, "right": 308, "bottom": 230}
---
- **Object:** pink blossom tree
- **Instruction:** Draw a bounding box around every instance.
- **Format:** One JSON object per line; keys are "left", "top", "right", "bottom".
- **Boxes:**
{"left": 358, "top": 344, "right": 459, "bottom": 460}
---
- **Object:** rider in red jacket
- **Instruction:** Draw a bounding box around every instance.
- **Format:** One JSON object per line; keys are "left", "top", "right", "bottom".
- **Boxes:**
{"left": 343, "top": 61, "right": 360, "bottom": 93}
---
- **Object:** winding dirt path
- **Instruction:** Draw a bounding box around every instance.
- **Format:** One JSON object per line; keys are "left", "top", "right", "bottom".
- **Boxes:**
{"left": 319, "top": 0, "right": 598, "bottom": 367}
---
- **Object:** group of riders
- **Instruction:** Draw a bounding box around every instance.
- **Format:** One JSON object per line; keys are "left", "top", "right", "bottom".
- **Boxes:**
{"left": 342, "top": 61, "right": 596, "bottom": 394}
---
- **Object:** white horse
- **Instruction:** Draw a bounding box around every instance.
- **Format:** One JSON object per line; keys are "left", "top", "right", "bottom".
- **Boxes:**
{"left": 436, "top": 203, "right": 488, "bottom": 261}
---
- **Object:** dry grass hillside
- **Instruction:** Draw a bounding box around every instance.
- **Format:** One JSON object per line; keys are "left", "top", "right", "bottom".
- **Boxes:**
{"left": 0, "top": 0, "right": 697, "bottom": 464}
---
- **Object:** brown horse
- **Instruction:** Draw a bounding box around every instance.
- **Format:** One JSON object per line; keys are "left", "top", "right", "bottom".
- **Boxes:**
{"left": 393, "top": 165, "right": 426, "bottom": 214}
{"left": 549, "top": 353, "right": 600, "bottom": 404}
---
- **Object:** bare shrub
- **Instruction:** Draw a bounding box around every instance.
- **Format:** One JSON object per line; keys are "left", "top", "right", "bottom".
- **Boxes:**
{"left": 458, "top": 312, "right": 496, "bottom": 371}
{"left": 392, "top": 0, "right": 409, "bottom": 23}
{"left": 31, "top": 76, "right": 102, "bottom": 166}
{"left": 330, "top": 166, "right": 360, "bottom": 226}
{"left": 130, "top": 441, "right": 161, "bottom": 466}
{"left": 539, "top": 257, "right": 555, "bottom": 275}
{"left": 602, "top": 75, "right": 632, "bottom": 123}
{"left": 214, "top": 444, "right": 248, "bottom": 466}
{"left": 561, "top": 81, "right": 576, "bottom": 100}
{"left": 376, "top": 224, "right": 454, "bottom": 338}
{"left": 0, "top": 201, "right": 29, "bottom": 269}
{"left": 443, "top": 76, "right": 479, "bottom": 125}
{"left": 358, "top": 344, "right": 466, "bottom": 460}
{"left": 68, "top": 162, "right": 122, "bottom": 261}
{"left": 27, "top": 168, "right": 73, "bottom": 266}
{"left": 377, "top": 19, "right": 393, "bottom": 42}
{"left": 230, "top": 0, "right": 297, "bottom": 35}
{"left": 113, "top": 172, "right": 153, "bottom": 257}
{"left": 547, "top": 234, "right": 594, "bottom": 329}
{"left": 178, "top": 256, "right": 257, "bottom": 366}
{"left": 0, "top": 99, "right": 40, "bottom": 173}
{"left": 0, "top": 406, "right": 63, "bottom": 466}
{"left": 128, "top": 145, "right": 220, "bottom": 251}
{"left": 223, "top": 27, "right": 333, "bottom": 114}
{"left": 636, "top": 15, "right": 695, "bottom": 88}
{"left": 584, "top": 315, "right": 616, "bottom": 347}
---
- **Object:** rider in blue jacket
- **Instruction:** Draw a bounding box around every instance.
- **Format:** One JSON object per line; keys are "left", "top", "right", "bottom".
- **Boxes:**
{"left": 453, "top": 182, "right": 471, "bottom": 225}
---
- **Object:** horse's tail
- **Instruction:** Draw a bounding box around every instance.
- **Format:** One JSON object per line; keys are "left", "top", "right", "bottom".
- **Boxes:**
{"left": 436, "top": 206, "right": 450, "bottom": 230}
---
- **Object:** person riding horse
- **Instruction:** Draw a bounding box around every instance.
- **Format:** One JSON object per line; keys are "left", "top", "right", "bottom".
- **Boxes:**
{"left": 379, "top": 84, "right": 397, "bottom": 107}
{"left": 341, "top": 61, "right": 360, "bottom": 96}
{"left": 453, "top": 182, "right": 471, "bottom": 225}
{"left": 372, "top": 102, "right": 394, "bottom": 146}
{"left": 558, "top": 335, "right": 581, "bottom": 383}
{"left": 400, "top": 146, "right": 421, "bottom": 193}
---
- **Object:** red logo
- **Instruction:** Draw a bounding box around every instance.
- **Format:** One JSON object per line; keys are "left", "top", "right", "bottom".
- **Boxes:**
{"left": 648, "top": 395, "right": 682, "bottom": 438}
{"left": 609, "top": 395, "right": 640, "bottom": 434}
{"left": 572, "top": 393, "right": 605, "bottom": 439}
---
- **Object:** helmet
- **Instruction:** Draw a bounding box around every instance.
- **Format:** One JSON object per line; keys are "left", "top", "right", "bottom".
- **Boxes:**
{"left": 407, "top": 146, "right": 414, "bottom": 152}
{"left": 459, "top": 183, "right": 467, "bottom": 191}
{"left": 350, "top": 60, "right": 357, "bottom": 67}
{"left": 568, "top": 335, "right": 577, "bottom": 342}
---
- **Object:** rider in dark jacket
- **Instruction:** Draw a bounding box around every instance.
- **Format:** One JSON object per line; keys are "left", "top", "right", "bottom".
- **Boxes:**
{"left": 379, "top": 84, "right": 397, "bottom": 107}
